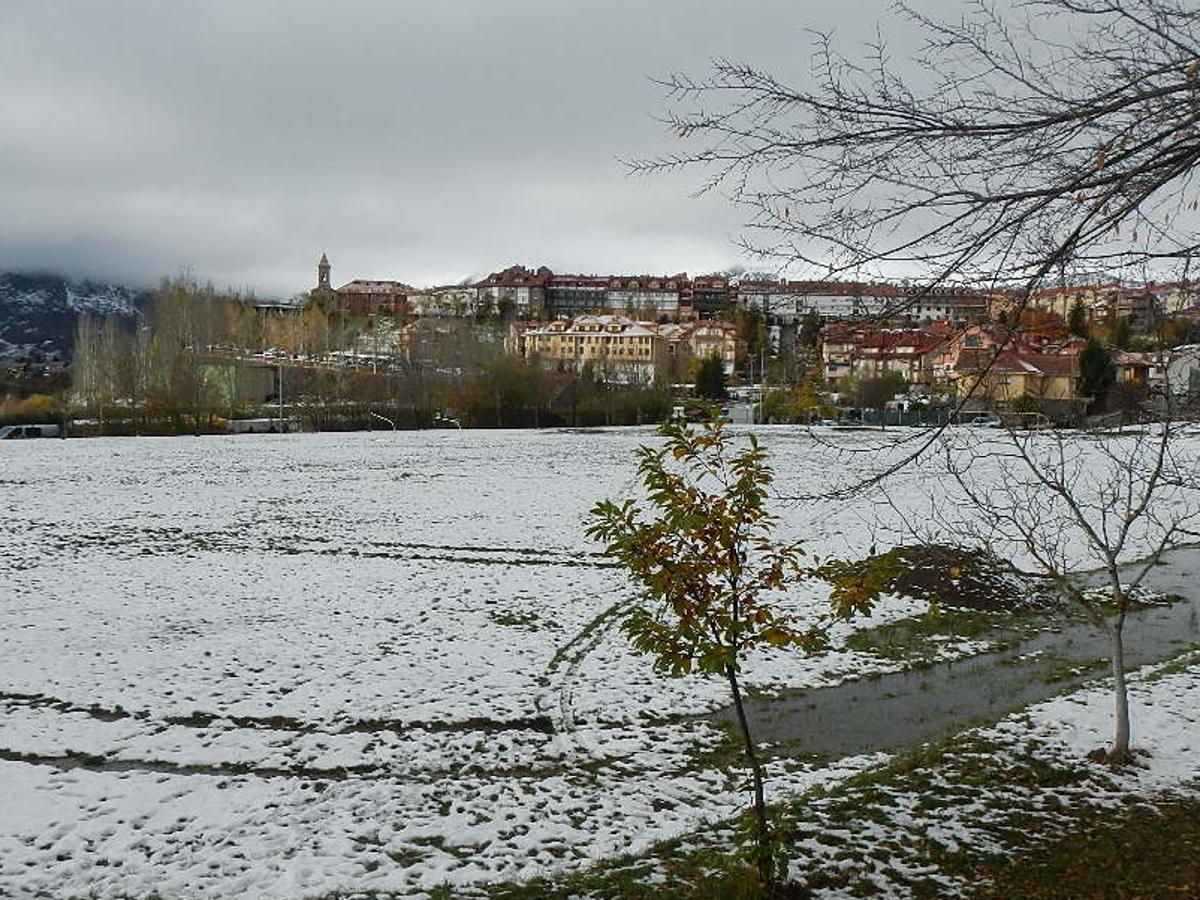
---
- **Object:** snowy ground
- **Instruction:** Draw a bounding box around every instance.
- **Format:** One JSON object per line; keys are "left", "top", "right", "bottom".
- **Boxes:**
{"left": 791, "top": 648, "right": 1200, "bottom": 897}
{"left": 0, "top": 427, "right": 1196, "bottom": 898}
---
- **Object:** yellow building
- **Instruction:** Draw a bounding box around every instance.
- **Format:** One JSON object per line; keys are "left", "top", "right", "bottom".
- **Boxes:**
{"left": 522, "top": 315, "right": 666, "bottom": 385}
{"left": 953, "top": 349, "right": 1087, "bottom": 419}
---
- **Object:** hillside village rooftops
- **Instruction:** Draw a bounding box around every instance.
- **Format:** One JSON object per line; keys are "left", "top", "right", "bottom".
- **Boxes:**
{"left": 533, "top": 314, "right": 658, "bottom": 336}
{"left": 955, "top": 349, "right": 1078, "bottom": 376}
{"left": 739, "top": 279, "right": 986, "bottom": 298}
{"left": 473, "top": 265, "right": 551, "bottom": 288}
{"left": 336, "top": 280, "right": 413, "bottom": 294}
{"left": 824, "top": 323, "right": 954, "bottom": 351}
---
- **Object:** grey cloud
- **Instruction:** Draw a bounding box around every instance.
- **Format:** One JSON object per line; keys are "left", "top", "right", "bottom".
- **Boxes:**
{"left": 0, "top": 0, "right": 940, "bottom": 295}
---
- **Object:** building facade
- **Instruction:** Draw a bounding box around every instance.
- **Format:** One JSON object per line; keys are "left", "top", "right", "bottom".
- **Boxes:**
{"left": 522, "top": 315, "right": 665, "bottom": 385}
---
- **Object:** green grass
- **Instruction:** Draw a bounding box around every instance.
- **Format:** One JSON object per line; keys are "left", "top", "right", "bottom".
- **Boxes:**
{"left": 841, "top": 605, "right": 1049, "bottom": 662}
{"left": 969, "top": 794, "right": 1200, "bottom": 898}
{"left": 1141, "top": 646, "right": 1200, "bottom": 683}
{"left": 489, "top": 609, "right": 559, "bottom": 631}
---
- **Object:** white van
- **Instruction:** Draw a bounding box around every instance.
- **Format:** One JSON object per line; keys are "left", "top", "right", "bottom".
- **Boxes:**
{"left": 0, "top": 424, "right": 61, "bottom": 439}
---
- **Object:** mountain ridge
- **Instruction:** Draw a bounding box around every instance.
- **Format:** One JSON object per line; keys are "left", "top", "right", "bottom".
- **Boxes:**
{"left": 0, "top": 271, "right": 151, "bottom": 366}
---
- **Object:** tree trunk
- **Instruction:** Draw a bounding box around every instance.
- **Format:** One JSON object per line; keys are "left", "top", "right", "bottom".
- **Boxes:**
{"left": 1110, "top": 620, "right": 1131, "bottom": 762}
{"left": 726, "top": 664, "right": 773, "bottom": 889}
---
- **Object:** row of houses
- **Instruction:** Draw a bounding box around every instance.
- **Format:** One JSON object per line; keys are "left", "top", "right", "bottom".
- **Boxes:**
{"left": 323, "top": 262, "right": 718, "bottom": 320}
{"left": 823, "top": 321, "right": 1200, "bottom": 417}
{"left": 737, "top": 281, "right": 992, "bottom": 326}
{"left": 314, "top": 254, "right": 1200, "bottom": 328}
{"left": 1022, "top": 282, "right": 1194, "bottom": 327}
{"left": 315, "top": 257, "right": 999, "bottom": 323}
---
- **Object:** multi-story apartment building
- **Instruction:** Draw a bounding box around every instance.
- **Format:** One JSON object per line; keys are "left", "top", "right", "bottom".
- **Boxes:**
{"left": 658, "top": 320, "right": 739, "bottom": 377}
{"left": 543, "top": 273, "right": 704, "bottom": 318}
{"left": 821, "top": 323, "right": 955, "bottom": 388}
{"left": 519, "top": 315, "right": 738, "bottom": 385}
{"left": 684, "top": 320, "right": 738, "bottom": 374}
{"left": 545, "top": 275, "right": 611, "bottom": 317}
{"left": 474, "top": 265, "right": 550, "bottom": 317}
{"left": 689, "top": 275, "right": 733, "bottom": 318}
{"left": 906, "top": 288, "right": 989, "bottom": 324}
{"left": 738, "top": 280, "right": 987, "bottom": 325}
{"left": 736, "top": 281, "right": 845, "bottom": 322}
{"left": 604, "top": 274, "right": 688, "bottom": 316}
{"left": 335, "top": 279, "right": 412, "bottom": 316}
{"left": 405, "top": 285, "right": 481, "bottom": 318}
{"left": 522, "top": 315, "right": 665, "bottom": 385}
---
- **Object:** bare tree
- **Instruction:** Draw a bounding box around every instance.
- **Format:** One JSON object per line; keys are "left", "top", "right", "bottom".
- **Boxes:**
{"left": 71, "top": 313, "right": 134, "bottom": 434}
{"left": 633, "top": 0, "right": 1200, "bottom": 500}
{"left": 634, "top": 0, "right": 1200, "bottom": 298}
{"left": 940, "top": 400, "right": 1200, "bottom": 762}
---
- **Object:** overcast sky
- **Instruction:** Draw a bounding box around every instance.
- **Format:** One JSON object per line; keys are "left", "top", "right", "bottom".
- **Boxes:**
{"left": 1, "top": 1, "right": 942, "bottom": 297}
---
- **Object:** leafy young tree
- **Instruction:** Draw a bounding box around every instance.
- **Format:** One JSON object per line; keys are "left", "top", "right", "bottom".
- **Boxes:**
{"left": 694, "top": 353, "right": 729, "bottom": 400}
{"left": 587, "top": 418, "right": 880, "bottom": 890}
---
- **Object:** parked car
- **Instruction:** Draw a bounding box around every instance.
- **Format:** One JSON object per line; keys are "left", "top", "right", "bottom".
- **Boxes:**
{"left": 966, "top": 413, "right": 1003, "bottom": 429}
{"left": 0, "top": 424, "right": 61, "bottom": 439}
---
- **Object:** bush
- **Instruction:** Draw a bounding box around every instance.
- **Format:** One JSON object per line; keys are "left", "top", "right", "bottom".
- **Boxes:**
{"left": 0, "top": 393, "right": 62, "bottom": 425}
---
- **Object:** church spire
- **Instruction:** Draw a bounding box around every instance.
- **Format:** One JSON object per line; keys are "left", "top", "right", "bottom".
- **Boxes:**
{"left": 317, "top": 252, "right": 331, "bottom": 291}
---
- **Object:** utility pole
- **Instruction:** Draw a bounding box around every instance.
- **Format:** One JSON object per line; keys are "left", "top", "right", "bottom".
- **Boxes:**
{"left": 759, "top": 301, "right": 769, "bottom": 424}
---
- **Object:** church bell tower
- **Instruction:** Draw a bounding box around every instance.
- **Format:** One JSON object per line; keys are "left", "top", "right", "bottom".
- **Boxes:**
{"left": 317, "top": 252, "right": 331, "bottom": 292}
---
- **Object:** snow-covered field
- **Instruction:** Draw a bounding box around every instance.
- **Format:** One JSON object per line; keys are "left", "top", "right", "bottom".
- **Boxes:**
{"left": 0, "top": 427, "right": 1195, "bottom": 898}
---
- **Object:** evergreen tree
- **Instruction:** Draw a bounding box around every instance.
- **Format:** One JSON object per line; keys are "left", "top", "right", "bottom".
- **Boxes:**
{"left": 694, "top": 354, "right": 729, "bottom": 400}
{"left": 1110, "top": 316, "right": 1132, "bottom": 350}
{"left": 798, "top": 310, "right": 823, "bottom": 349}
{"left": 1079, "top": 338, "right": 1116, "bottom": 412}
{"left": 1067, "top": 300, "right": 1088, "bottom": 338}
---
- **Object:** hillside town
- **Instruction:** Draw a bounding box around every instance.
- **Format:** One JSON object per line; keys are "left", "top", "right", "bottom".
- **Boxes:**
{"left": 11, "top": 2, "right": 1200, "bottom": 898}
{"left": 308, "top": 254, "right": 1200, "bottom": 419}
{"left": 7, "top": 252, "right": 1200, "bottom": 436}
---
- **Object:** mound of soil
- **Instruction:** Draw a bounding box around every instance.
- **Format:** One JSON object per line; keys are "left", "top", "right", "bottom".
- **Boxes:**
{"left": 857, "top": 544, "right": 1053, "bottom": 612}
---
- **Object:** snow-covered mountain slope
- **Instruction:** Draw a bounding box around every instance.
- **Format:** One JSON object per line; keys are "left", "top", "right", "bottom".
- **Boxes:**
{"left": 0, "top": 272, "right": 149, "bottom": 365}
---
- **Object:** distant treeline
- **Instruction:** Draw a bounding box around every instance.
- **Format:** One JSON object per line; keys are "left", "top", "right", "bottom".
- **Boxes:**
{"left": 67, "top": 280, "right": 673, "bottom": 435}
